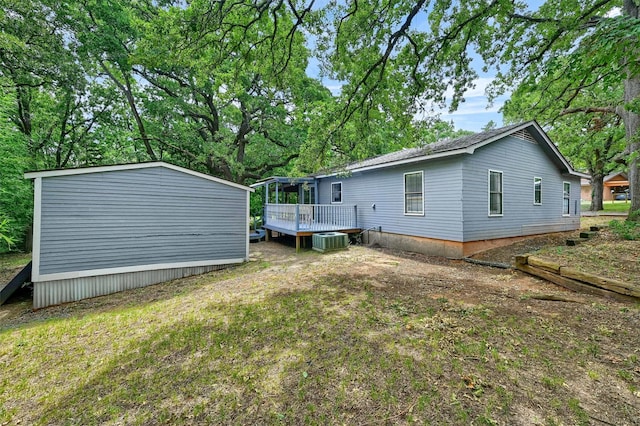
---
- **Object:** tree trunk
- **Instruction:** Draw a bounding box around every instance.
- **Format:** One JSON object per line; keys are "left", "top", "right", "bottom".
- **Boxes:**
{"left": 590, "top": 172, "right": 604, "bottom": 212}
{"left": 624, "top": 0, "right": 640, "bottom": 219}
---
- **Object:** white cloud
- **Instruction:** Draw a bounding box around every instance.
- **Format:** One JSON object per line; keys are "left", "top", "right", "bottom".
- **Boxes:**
{"left": 605, "top": 7, "right": 621, "bottom": 18}
{"left": 416, "top": 77, "right": 509, "bottom": 131}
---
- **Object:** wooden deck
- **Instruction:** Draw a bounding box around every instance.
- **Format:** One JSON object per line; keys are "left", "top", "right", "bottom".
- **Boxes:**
{"left": 263, "top": 204, "right": 360, "bottom": 251}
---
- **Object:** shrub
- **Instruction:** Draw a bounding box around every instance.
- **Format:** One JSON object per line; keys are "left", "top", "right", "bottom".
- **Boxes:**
{"left": 0, "top": 216, "right": 15, "bottom": 249}
{"left": 609, "top": 219, "right": 640, "bottom": 241}
{"left": 0, "top": 131, "right": 33, "bottom": 252}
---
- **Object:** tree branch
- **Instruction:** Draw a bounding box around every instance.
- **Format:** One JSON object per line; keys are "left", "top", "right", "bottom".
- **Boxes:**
{"left": 560, "top": 106, "right": 618, "bottom": 116}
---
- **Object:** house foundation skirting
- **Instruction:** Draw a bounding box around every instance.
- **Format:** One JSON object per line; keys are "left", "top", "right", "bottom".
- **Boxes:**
{"left": 363, "top": 230, "right": 572, "bottom": 259}
{"left": 33, "top": 264, "right": 230, "bottom": 309}
{"left": 364, "top": 231, "right": 466, "bottom": 258}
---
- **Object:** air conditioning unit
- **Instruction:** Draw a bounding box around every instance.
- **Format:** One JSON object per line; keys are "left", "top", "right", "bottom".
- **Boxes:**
{"left": 312, "top": 232, "right": 349, "bottom": 253}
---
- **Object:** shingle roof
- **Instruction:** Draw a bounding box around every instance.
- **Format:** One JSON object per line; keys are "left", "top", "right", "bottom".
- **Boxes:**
{"left": 340, "top": 122, "right": 525, "bottom": 172}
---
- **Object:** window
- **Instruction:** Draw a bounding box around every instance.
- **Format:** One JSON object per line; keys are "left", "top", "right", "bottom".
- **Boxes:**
{"left": 534, "top": 177, "right": 542, "bottom": 205}
{"left": 331, "top": 182, "right": 342, "bottom": 204}
{"left": 563, "top": 182, "right": 571, "bottom": 216}
{"left": 488, "top": 170, "right": 503, "bottom": 216}
{"left": 404, "top": 171, "right": 424, "bottom": 215}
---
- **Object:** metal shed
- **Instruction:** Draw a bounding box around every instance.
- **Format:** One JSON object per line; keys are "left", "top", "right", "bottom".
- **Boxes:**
{"left": 24, "top": 162, "right": 253, "bottom": 308}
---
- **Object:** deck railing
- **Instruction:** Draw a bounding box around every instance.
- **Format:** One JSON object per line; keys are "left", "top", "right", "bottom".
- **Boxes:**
{"left": 265, "top": 203, "right": 357, "bottom": 232}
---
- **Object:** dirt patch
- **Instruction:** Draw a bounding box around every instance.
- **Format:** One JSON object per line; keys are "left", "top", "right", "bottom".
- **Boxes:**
{"left": 472, "top": 225, "right": 639, "bottom": 285}
{"left": 533, "top": 227, "right": 640, "bottom": 284}
{"left": 470, "top": 231, "right": 580, "bottom": 266}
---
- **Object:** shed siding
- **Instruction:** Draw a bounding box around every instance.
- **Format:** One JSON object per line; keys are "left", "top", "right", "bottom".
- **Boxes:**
{"left": 33, "top": 264, "right": 226, "bottom": 309}
{"left": 461, "top": 135, "right": 580, "bottom": 241}
{"left": 318, "top": 159, "right": 464, "bottom": 241}
{"left": 38, "top": 167, "right": 247, "bottom": 276}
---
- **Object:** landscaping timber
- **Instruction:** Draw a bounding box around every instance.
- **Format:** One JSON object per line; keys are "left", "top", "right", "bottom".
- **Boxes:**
{"left": 515, "top": 255, "right": 638, "bottom": 303}
{"left": 560, "top": 267, "right": 640, "bottom": 298}
{"left": 527, "top": 257, "right": 561, "bottom": 273}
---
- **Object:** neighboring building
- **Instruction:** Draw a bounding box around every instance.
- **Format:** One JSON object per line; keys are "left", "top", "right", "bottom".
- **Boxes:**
{"left": 253, "top": 121, "right": 585, "bottom": 258}
{"left": 581, "top": 172, "right": 630, "bottom": 202}
{"left": 25, "top": 162, "right": 252, "bottom": 309}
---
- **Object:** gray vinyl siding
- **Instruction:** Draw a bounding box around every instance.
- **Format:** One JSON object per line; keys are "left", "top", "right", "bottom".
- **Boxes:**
{"left": 461, "top": 135, "right": 580, "bottom": 241}
{"left": 317, "top": 135, "right": 580, "bottom": 243}
{"left": 318, "top": 158, "right": 464, "bottom": 241}
{"left": 38, "top": 167, "right": 247, "bottom": 275}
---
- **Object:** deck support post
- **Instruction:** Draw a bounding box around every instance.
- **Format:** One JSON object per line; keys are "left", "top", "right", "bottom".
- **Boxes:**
{"left": 296, "top": 235, "right": 301, "bottom": 253}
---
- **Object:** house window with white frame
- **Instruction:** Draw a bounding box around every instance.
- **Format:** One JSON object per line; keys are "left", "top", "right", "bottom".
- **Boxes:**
{"left": 404, "top": 171, "right": 424, "bottom": 215}
{"left": 331, "top": 182, "right": 342, "bottom": 204}
{"left": 534, "top": 177, "right": 542, "bottom": 205}
{"left": 489, "top": 170, "right": 503, "bottom": 216}
{"left": 563, "top": 182, "right": 571, "bottom": 216}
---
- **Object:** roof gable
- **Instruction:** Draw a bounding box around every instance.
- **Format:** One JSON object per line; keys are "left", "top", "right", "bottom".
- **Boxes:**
{"left": 604, "top": 172, "right": 628, "bottom": 183}
{"left": 317, "top": 121, "right": 583, "bottom": 178}
{"left": 24, "top": 162, "right": 254, "bottom": 192}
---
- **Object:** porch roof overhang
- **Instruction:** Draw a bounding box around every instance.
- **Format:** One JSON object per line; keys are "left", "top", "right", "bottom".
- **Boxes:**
{"left": 250, "top": 176, "right": 316, "bottom": 192}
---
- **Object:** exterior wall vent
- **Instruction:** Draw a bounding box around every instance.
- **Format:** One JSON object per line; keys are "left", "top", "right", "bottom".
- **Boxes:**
{"left": 312, "top": 232, "right": 349, "bottom": 252}
{"left": 512, "top": 129, "right": 537, "bottom": 144}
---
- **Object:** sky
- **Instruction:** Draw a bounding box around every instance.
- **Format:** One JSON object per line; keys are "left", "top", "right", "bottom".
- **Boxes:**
{"left": 435, "top": 78, "right": 508, "bottom": 133}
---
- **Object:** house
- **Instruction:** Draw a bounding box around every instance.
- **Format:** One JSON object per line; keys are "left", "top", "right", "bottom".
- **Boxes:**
{"left": 25, "top": 162, "right": 253, "bottom": 309}
{"left": 252, "top": 121, "right": 585, "bottom": 257}
{"left": 581, "top": 172, "right": 629, "bottom": 202}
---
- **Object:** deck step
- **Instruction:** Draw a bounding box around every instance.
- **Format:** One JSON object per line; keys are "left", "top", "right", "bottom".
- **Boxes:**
{"left": 566, "top": 238, "right": 587, "bottom": 246}
{"left": 1, "top": 261, "right": 32, "bottom": 305}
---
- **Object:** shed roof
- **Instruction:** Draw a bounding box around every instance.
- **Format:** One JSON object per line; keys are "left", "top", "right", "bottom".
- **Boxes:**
{"left": 316, "top": 121, "right": 586, "bottom": 178}
{"left": 24, "top": 162, "right": 254, "bottom": 192}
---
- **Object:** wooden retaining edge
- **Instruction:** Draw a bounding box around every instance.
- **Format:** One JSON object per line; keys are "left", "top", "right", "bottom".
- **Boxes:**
{"left": 515, "top": 255, "right": 639, "bottom": 303}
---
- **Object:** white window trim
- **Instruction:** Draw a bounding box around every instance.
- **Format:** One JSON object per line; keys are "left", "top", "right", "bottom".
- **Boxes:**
{"left": 403, "top": 171, "right": 424, "bottom": 216}
{"left": 331, "top": 181, "right": 343, "bottom": 204}
{"left": 488, "top": 169, "right": 504, "bottom": 217}
{"left": 562, "top": 181, "right": 571, "bottom": 216}
{"left": 533, "top": 177, "right": 542, "bottom": 205}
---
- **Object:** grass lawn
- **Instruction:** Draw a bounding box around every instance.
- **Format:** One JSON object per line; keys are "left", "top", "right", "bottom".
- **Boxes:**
{"left": 581, "top": 200, "right": 633, "bottom": 213}
{"left": 1, "top": 244, "right": 639, "bottom": 425}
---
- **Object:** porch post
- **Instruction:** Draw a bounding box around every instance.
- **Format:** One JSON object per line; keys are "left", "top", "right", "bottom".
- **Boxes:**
{"left": 265, "top": 182, "right": 270, "bottom": 204}
{"left": 295, "top": 204, "right": 300, "bottom": 231}
{"left": 275, "top": 182, "right": 279, "bottom": 204}
{"left": 354, "top": 205, "right": 358, "bottom": 228}
{"left": 314, "top": 181, "right": 319, "bottom": 204}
